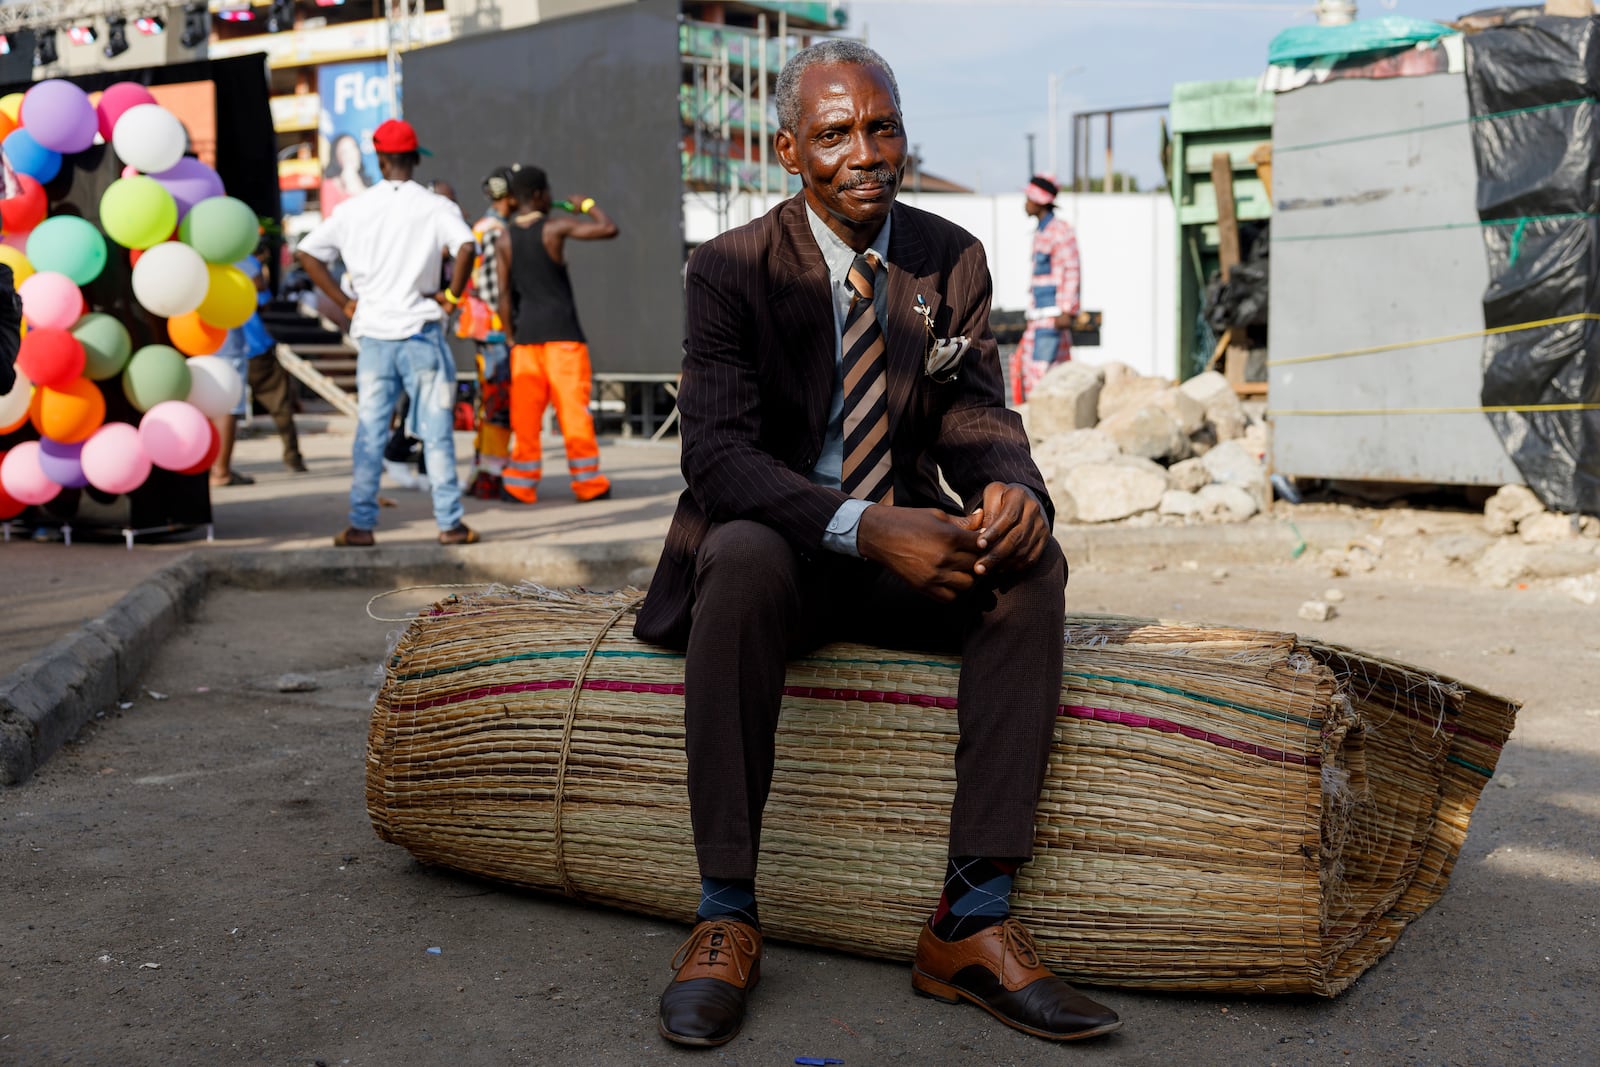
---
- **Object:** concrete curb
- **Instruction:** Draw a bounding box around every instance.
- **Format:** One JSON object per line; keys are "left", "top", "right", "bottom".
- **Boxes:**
{"left": 1, "top": 555, "right": 209, "bottom": 786}
{"left": 0, "top": 514, "right": 1369, "bottom": 787}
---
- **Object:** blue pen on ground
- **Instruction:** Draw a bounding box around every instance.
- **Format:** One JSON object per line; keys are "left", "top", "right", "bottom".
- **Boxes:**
{"left": 426, "top": 946, "right": 442, "bottom": 955}
{"left": 795, "top": 1059, "right": 844, "bottom": 1065}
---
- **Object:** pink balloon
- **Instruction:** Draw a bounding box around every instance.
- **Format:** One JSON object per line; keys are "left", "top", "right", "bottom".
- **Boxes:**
{"left": 18, "top": 272, "right": 84, "bottom": 331}
{"left": 138, "top": 400, "right": 212, "bottom": 471}
{"left": 0, "top": 440, "right": 63, "bottom": 505}
{"left": 81, "top": 421, "right": 152, "bottom": 495}
{"left": 120, "top": 164, "right": 139, "bottom": 179}
{"left": 151, "top": 157, "right": 225, "bottom": 219}
{"left": 96, "top": 82, "right": 159, "bottom": 143}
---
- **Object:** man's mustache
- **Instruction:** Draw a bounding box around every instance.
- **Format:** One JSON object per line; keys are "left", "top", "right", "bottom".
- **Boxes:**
{"left": 840, "top": 169, "right": 898, "bottom": 190}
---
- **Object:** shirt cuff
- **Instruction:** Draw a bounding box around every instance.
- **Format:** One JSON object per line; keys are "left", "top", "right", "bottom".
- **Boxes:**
{"left": 822, "top": 498, "right": 874, "bottom": 558}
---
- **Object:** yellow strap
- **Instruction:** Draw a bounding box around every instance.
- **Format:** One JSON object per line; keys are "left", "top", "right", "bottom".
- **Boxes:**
{"left": 1270, "top": 403, "right": 1600, "bottom": 417}
{"left": 1267, "top": 313, "right": 1600, "bottom": 368}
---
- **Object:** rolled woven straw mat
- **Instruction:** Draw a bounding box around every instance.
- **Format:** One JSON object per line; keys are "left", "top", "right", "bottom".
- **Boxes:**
{"left": 367, "top": 586, "right": 1519, "bottom": 996}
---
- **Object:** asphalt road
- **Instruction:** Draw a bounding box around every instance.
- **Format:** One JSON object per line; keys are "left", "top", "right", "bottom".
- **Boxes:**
{"left": 4, "top": 558, "right": 1595, "bottom": 1067}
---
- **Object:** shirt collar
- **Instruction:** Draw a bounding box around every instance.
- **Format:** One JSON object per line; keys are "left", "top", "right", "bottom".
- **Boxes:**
{"left": 1036, "top": 208, "right": 1054, "bottom": 231}
{"left": 804, "top": 201, "right": 892, "bottom": 278}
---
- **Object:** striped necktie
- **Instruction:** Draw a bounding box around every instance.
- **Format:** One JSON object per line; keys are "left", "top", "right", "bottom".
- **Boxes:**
{"left": 840, "top": 250, "right": 894, "bottom": 504}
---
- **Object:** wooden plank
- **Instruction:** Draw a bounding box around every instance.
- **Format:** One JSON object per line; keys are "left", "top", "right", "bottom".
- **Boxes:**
{"left": 1211, "top": 151, "right": 1241, "bottom": 283}
{"left": 274, "top": 344, "right": 360, "bottom": 420}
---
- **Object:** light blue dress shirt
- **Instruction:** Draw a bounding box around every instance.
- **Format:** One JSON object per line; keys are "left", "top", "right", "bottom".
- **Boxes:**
{"left": 805, "top": 204, "right": 892, "bottom": 557}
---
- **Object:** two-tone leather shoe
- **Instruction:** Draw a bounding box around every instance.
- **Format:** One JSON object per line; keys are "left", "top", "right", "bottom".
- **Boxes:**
{"left": 911, "top": 918, "right": 1121, "bottom": 1041}
{"left": 657, "top": 919, "right": 762, "bottom": 1047}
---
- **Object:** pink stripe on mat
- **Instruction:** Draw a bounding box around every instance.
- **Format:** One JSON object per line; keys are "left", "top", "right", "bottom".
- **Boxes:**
{"left": 400, "top": 678, "right": 1315, "bottom": 767}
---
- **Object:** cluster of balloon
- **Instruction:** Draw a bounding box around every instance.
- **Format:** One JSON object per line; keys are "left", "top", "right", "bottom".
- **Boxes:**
{"left": 0, "top": 79, "right": 259, "bottom": 519}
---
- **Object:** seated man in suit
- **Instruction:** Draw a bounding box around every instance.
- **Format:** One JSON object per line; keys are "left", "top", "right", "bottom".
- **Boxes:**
{"left": 634, "top": 40, "right": 1122, "bottom": 1048}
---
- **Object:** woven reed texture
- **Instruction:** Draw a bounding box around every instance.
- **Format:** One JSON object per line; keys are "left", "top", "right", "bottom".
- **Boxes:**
{"left": 366, "top": 587, "right": 1519, "bottom": 996}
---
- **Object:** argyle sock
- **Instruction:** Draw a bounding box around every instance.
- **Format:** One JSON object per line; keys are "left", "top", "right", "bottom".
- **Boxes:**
{"left": 930, "top": 856, "right": 1020, "bottom": 942}
{"left": 697, "top": 876, "right": 759, "bottom": 929}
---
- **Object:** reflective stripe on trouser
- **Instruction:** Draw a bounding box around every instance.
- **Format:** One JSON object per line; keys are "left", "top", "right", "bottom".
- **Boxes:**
{"left": 508, "top": 341, "right": 612, "bottom": 502}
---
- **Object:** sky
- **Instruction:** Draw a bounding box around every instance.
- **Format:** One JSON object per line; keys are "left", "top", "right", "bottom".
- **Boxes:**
{"left": 848, "top": 0, "right": 1484, "bottom": 192}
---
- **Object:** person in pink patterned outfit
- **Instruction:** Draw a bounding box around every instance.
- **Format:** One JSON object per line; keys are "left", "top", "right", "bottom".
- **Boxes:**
{"left": 1011, "top": 175, "right": 1080, "bottom": 405}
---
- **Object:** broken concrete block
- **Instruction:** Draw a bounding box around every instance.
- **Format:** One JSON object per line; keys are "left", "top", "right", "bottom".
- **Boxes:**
{"left": 1152, "top": 387, "right": 1207, "bottom": 437}
{"left": 1098, "top": 404, "right": 1189, "bottom": 462}
{"left": 1097, "top": 364, "right": 1170, "bottom": 421}
{"left": 1298, "top": 600, "right": 1337, "bottom": 623}
{"left": 1159, "top": 490, "right": 1203, "bottom": 517}
{"left": 1200, "top": 439, "right": 1269, "bottom": 498}
{"left": 1058, "top": 462, "right": 1167, "bottom": 523}
{"left": 1166, "top": 457, "right": 1212, "bottom": 493}
{"left": 1196, "top": 483, "right": 1260, "bottom": 523}
{"left": 1518, "top": 511, "right": 1578, "bottom": 544}
{"left": 1028, "top": 363, "right": 1104, "bottom": 439}
{"left": 1482, "top": 484, "right": 1544, "bottom": 536}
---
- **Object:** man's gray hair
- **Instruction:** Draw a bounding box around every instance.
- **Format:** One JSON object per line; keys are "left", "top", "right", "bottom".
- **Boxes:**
{"left": 774, "top": 40, "right": 901, "bottom": 133}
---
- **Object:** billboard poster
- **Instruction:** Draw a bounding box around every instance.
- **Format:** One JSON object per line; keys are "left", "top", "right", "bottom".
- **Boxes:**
{"left": 318, "top": 60, "right": 393, "bottom": 215}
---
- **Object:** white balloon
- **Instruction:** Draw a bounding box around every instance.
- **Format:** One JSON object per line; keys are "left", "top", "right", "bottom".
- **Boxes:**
{"left": 184, "top": 355, "right": 244, "bottom": 419}
{"left": 111, "top": 104, "right": 187, "bottom": 175}
{"left": 132, "top": 242, "right": 209, "bottom": 318}
{"left": 0, "top": 366, "right": 32, "bottom": 428}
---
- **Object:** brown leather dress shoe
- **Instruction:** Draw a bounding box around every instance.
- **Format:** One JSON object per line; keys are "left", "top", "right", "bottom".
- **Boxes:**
{"left": 333, "top": 526, "right": 375, "bottom": 547}
{"left": 658, "top": 920, "right": 762, "bottom": 1047}
{"left": 912, "top": 918, "right": 1121, "bottom": 1041}
{"left": 438, "top": 524, "right": 480, "bottom": 545}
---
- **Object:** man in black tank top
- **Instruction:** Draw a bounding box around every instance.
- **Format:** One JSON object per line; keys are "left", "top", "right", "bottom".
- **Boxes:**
{"left": 501, "top": 166, "right": 619, "bottom": 503}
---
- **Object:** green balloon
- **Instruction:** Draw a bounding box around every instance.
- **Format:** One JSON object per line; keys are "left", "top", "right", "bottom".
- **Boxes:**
{"left": 122, "top": 344, "right": 192, "bottom": 412}
{"left": 99, "top": 176, "right": 179, "bottom": 251}
{"left": 179, "top": 196, "right": 260, "bottom": 265}
{"left": 72, "top": 312, "right": 134, "bottom": 381}
{"left": 26, "top": 216, "right": 108, "bottom": 286}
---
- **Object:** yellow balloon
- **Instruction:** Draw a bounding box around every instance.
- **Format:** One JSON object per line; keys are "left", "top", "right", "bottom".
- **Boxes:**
{"left": 195, "top": 264, "right": 256, "bottom": 330}
{"left": 0, "top": 93, "right": 23, "bottom": 122}
{"left": 0, "top": 244, "right": 33, "bottom": 287}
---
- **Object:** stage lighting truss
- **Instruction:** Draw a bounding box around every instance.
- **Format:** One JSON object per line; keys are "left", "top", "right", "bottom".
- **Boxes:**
{"left": 0, "top": 2, "right": 210, "bottom": 37}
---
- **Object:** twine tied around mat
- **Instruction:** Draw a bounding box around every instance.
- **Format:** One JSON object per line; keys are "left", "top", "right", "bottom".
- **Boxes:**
{"left": 550, "top": 594, "right": 648, "bottom": 896}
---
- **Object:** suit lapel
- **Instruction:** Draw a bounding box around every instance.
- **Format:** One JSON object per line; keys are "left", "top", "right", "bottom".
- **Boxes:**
{"left": 884, "top": 205, "right": 936, "bottom": 440}
{"left": 769, "top": 196, "right": 836, "bottom": 425}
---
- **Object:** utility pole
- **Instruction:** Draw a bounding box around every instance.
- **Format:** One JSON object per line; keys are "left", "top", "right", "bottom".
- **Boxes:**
{"left": 1026, "top": 133, "right": 1036, "bottom": 177}
{"left": 1046, "top": 73, "right": 1059, "bottom": 178}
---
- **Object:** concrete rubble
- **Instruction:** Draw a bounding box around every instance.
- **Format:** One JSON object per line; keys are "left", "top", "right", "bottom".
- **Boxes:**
{"left": 1023, "top": 364, "right": 1266, "bottom": 526}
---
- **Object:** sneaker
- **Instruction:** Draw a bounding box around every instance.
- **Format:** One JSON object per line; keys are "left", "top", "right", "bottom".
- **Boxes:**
{"left": 438, "top": 524, "right": 480, "bottom": 546}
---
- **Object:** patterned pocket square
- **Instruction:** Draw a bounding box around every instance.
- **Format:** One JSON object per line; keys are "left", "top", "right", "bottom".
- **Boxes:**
{"left": 924, "top": 335, "right": 971, "bottom": 383}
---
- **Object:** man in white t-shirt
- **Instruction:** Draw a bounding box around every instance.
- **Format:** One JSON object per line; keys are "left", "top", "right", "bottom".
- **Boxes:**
{"left": 295, "top": 119, "right": 480, "bottom": 546}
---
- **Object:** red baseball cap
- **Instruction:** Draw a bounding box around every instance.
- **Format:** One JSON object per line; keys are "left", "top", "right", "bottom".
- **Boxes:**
{"left": 371, "top": 118, "right": 432, "bottom": 156}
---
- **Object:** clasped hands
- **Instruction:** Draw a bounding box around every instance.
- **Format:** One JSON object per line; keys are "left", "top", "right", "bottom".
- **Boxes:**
{"left": 856, "top": 482, "right": 1050, "bottom": 603}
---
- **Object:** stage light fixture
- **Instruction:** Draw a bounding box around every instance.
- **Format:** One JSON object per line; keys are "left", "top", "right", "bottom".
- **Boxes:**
{"left": 136, "top": 16, "right": 166, "bottom": 36}
{"left": 267, "top": 0, "right": 295, "bottom": 33}
{"left": 180, "top": 3, "right": 210, "bottom": 47}
{"left": 68, "top": 25, "right": 98, "bottom": 46}
{"left": 0, "top": 35, "right": 10, "bottom": 56}
{"left": 35, "top": 28, "right": 58, "bottom": 66}
{"left": 104, "top": 16, "right": 130, "bottom": 58}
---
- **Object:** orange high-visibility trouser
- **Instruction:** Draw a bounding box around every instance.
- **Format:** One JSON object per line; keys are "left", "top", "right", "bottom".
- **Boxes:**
{"left": 504, "top": 341, "right": 611, "bottom": 502}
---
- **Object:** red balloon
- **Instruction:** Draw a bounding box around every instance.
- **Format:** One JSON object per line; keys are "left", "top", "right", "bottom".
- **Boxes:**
{"left": 177, "top": 419, "right": 222, "bottom": 477}
{"left": 0, "top": 174, "right": 48, "bottom": 233}
{"left": 15, "top": 328, "right": 86, "bottom": 389}
{"left": 0, "top": 472, "right": 24, "bottom": 520}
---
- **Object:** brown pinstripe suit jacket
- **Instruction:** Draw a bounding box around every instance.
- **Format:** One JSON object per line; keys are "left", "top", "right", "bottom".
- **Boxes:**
{"left": 633, "top": 194, "right": 1053, "bottom": 648}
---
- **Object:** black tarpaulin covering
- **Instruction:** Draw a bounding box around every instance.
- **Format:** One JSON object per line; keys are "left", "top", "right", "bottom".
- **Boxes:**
{"left": 1466, "top": 16, "right": 1600, "bottom": 514}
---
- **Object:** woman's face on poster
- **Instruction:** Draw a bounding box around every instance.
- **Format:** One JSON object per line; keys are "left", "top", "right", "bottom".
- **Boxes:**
{"left": 336, "top": 137, "right": 362, "bottom": 172}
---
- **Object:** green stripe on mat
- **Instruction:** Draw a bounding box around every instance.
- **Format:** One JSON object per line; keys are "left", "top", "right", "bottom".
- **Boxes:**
{"left": 394, "top": 647, "right": 681, "bottom": 681}
{"left": 1449, "top": 754, "right": 1494, "bottom": 778}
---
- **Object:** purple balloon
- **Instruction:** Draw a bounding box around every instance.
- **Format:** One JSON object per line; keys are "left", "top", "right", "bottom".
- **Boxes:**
{"left": 150, "top": 157, "right": 226, "bottom": 219}
{"left": 21, "top": 80, "right": 99, "bottom": 154}
{"left": 37, "top": 438, "right": 89, "bottom": 489}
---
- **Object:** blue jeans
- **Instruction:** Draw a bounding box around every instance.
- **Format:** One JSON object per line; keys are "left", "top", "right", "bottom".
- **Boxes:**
{"left": 350, "top": 322, "right": 464, "bottom": 532}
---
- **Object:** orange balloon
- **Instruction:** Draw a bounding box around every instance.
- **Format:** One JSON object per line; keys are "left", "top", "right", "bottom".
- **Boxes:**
{"left": 168, "top": 311, "right": 227, "bottom": 356}
{"left": 0, "top": 111, "right": 15, "bottom": 142}
{"left": 32, "top": 377, "right": 107, "bottom": 444}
